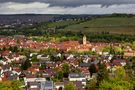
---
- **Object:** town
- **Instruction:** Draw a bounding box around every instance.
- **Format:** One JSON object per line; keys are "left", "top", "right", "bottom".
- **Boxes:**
{"left": 0, "top": 35, "right": 134, "bottom": 90}
{"left": 1, "top": 0, "right": 135, "bottom": 90}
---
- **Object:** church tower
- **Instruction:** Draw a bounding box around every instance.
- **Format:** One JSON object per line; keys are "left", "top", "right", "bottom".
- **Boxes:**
{"left": 83, "top": 35, "right": 87, "bottom": 45}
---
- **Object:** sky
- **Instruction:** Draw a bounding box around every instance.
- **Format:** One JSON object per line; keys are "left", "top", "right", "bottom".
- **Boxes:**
{"left": 0, "top": 0, "right": 135, "bottom": 14}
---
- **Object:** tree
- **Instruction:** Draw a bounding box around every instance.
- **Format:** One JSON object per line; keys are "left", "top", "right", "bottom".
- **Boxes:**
{"left": 98, "top": 79, "right": 134, "bottom": 90}
{"left": 13, "top": 46, "right": 18, "bottom": 53}
{"left": 50, "top": 55, "right": 60, "bottom": 62}
{"left": 89, "top": 64, "right": 97, "bottom": 77}
{"left": 2, "top": 47, "right": 6, "bottom": 51}
{"left": 98, "top": 63, "right": 109, "bottom": 81}
{"left": 11, "top": 80, "right": 23, "bottom": 90}
{"left": 39, "top": 64, "right": 46, "bottom": 70}
{"left": 114, "top": 66, "right": 126, "bottom": 80}
{"left": 132, "top": 62, "right": 135, "bottom": 68}
{"left": 40, "top": 48, "right": 58, "bottom": 55}
{"left": 62, "top": 63, "right": 70, "bottom": 77}
{"left": 98, "top": 66, "right": 134, "bottom": 90}
{"left": 85, "top": 78, "right": 97, "bottom": 90}
{"left": 57, "top": 71, "right": 63, "bottom": 80}
{"left": 21, "top": 59, "right": 31, "bottom": 70}
{"left": 0, "top": 80, "right": 23, "bottom": 90}
{"left": 8, "top": 46, "right": 13, "bottom": 52}
{"left": 31, "top": 55, "right": 39, "bottom": 62}
{"left": 64, "top": 82, "right": 77, "bottom": 90}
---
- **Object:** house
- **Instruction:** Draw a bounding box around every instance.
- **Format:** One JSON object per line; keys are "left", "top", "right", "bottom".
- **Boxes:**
{"left": 25, "top": 78, "right": 46, "bottom": 84}
{"left": 44, "top": 81, "right": 54, "bottom": 90}
{"left": 3, "top": 71, "right": 19, "bottom": 81}
{"left": 45, "top": 69, "right": 56, "bottom": 77}
{"left": 80, "top": 63, "right": 91, "bottom": 68}
{"left": 37, "top": 54, "right": 50, "bottom": 61}
{"left": 67, "top": 54, "right": 74, "bottom": 60}
{"left": 27, "top": 82, "right": 41, "bottom": 90}
{"left": 112, "top": 59, "right": 126, "bottom": 66}
{"left": 80, "top": 68, "right": 91, "bottom": 80}
{"left": 25, "top": 78, "right": 46, "bottom": 90}
{"left": 124, "top": 51, "right": 135, "bottom": 57}
{"left": 68, "top": 73, "right": 86, "bottom": 86}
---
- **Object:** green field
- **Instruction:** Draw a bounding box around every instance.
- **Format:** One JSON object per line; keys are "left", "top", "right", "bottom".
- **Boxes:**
{"left": 49, "top": 17, "right": 135, "bottom": 34}
{"left": 47, "top": 20, "right": 81, "bottom": 28}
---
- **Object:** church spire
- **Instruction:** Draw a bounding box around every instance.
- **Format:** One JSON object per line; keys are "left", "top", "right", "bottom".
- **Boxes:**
{"left": 83, "top": 35, "right": 87, "bottom": 45}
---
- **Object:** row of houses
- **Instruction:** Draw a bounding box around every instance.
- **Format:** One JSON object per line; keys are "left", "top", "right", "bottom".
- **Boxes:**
{"left": 0, "top": 36, "right": 134, "bottom": 90}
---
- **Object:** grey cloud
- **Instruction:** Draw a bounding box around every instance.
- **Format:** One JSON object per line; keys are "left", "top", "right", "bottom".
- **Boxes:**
{"left": 0, "top": 0, "right": 135, "bottom": 7}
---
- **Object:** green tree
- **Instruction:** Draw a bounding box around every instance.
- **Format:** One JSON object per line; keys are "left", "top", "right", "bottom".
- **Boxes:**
{"left": 11, "top": 80, "right": 23, "bottom": 90}
{"left": 98, "top": 63, "right": 109, "bottom": 81}
{"left": 64, "top": 82, "right": 77, "bottom": 90}
{"left": 98, "top": 79, "right": 134, "bottom": 90}
{"left": 13, "top": 46, "right": 18, "bottom": 53}
{"left": 85, "top": 78, "right": 97, "bottom": 90}
{"left": 89, "top": 64, "right": 97, "bottom": 77}
{"left": 0, "top": 80, "right": 23, "bottom": 90}
{"left": 62, "top": 63, "right": 70, "bottom": 77}
{"left": 57, "top": 71, "right": 63, "bottom": 80}
{"left": 114, "top": 66, "right": 126, "bottom": 80}
{"left": 39, "top": 64, "right": 46, "bottom": 70}
{"left": 21, "top": 59, "right": 31, "bottom": 70}
{"left": 31, "top": 55, "right": 39, "bottom": 62}
{"left": 98, "top": 66, "right": 134, "bottom": 90}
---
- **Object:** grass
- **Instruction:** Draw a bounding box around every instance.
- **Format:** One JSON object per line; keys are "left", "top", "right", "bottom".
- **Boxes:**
{"left": 47, "top": 20, "right": 81, "bottom": 28}
{"left": 58, "top": 17, "right": 135, "bottom": 34}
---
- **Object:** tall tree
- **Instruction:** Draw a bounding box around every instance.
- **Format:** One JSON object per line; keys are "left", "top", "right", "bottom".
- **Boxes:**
{"left": 64, "top": 82, "right": 77, "bottom": 90}
{"left": 21, "top": 59, "right": 31, "bottom": 70}
{"left": 62, "top": 63, "right": 70, "bottom": 78}
{"left": 85, "top": 78, "right": 97, "bottom": 90}
{"left": 89, "top": 64, "right": 97, "bottom": 77}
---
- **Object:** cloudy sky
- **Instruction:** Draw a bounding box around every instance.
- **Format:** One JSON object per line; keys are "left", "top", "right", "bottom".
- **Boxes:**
{"left": 0, "top": 0, "right": 135, "bottom": 14}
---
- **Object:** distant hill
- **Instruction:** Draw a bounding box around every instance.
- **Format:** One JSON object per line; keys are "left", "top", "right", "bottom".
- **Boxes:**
{"left": 49, "top": 16, "right": 135, "bottom": 34}
{"left": 1, "top": 14, "right": 135, "bottom": 35}
{"left": 0, "top": 14, "right": 92, "bottom": 26}
{"left": 0, "top": 14, "right": 55, "bottom": 25}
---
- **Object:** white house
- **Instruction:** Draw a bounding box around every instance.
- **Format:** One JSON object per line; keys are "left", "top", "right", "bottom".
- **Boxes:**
{"left": 68, "top": 73, "right": 86, "bottom": 86}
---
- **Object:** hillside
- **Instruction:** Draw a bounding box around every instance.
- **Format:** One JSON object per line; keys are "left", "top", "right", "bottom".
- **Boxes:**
{"left": 1, "top": 15, "right": 135, "bottom": 36}
{"left": 52, "top": 17, "right": 135, "bottom": 34}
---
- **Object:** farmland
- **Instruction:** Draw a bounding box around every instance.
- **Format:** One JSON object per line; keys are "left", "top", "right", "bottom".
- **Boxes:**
{"left": 51, "top": 17, "right": 135, "bottom": 34}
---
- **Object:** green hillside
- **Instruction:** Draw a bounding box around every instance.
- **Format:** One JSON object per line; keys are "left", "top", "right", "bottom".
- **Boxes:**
{"left": 47, "top": 20, "right": 80, "bottom": 28}
{"left": 52, "top": 17, "right": 135, "bottom": 34}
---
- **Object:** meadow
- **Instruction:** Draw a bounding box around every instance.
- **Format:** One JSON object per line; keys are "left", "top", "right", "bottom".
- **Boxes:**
{"left": 49, "top": 17, "right": 135, "bottom": 34}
